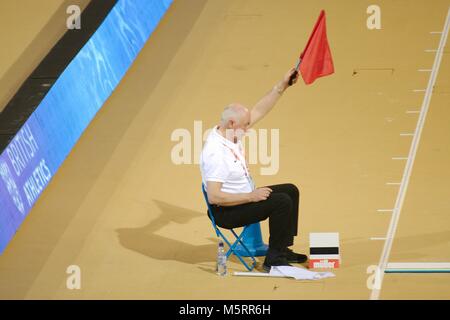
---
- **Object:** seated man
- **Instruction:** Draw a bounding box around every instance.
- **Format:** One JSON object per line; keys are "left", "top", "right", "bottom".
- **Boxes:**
{"left": 200, "top": 68, "right": 307, "bottom": 272}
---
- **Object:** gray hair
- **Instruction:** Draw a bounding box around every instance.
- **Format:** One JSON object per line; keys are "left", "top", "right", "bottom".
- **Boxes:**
{"left": 220, "top": 104, "right": 246, "bottom": 126}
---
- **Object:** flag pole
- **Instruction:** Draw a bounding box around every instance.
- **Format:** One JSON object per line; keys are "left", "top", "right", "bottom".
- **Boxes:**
{"left": 288, "top": 58, "right": 302, "bottom": 86}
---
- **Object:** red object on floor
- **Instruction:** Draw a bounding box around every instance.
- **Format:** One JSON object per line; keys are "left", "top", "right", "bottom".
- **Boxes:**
{"left": 309, "top": 259, "right": 340, "bottom": 269}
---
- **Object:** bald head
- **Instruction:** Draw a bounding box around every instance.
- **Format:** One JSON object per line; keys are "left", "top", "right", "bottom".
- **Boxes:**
{"left": 218, "top": 103, "right": 251, "bottom": 142}
{"left": 220, "top": 103, "right": 250, "bottom": 126}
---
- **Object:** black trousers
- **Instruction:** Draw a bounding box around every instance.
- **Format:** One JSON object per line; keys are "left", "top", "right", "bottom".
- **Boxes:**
{"left": 210, "top": 183, "right": 300, "bottom": 251}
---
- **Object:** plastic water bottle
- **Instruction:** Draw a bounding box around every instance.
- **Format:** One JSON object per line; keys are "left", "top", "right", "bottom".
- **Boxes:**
{"left": 216, "top": 239, "right": 227, "bottom": 276}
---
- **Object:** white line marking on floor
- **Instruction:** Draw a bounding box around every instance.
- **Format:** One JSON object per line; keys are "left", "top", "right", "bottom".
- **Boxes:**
{"left": 233, "top": 272, "right": 286, "bottom": 278}
{"left": 406, "top": 110, "right": 420, "bottom": 114}
{"left": 386, "top": 182, "right": 401, "bottom": 186}
{"left": 387, "top": 262, "right": 450, "bottom": 269}
{"left": 371, "top": 8, "right": 450, "bottom": 300}
{"left": 377, "top": 209, "right": 394, "bottom": 213}
{"left": 370, "top": 237, "right": 387, "bottom": 241}
{"left": 412, "top": 89, "right": 426, "bottom": 92}
{"left": 400, "top": 133, "right": 414, "bottom": 136}
{"left": 430, "top": 31, "right": 443, "bottom": 34}
{"left": 392, "top": 157, "right": 408, "bottom": 160}
{"left": 418, "top": 69, "right": 432, "bottom": 72}
{"left": 425, "top": 49, "right": 437, "bottom": 52}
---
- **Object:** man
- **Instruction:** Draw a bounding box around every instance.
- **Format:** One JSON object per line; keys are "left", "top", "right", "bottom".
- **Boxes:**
{"left": 200, "top": 68, "right": 307, "bottom": 272}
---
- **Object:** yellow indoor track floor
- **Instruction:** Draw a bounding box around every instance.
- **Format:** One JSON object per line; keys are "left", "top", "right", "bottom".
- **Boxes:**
{"left": 0, "top": 0, "right": 449, "bottom": 299}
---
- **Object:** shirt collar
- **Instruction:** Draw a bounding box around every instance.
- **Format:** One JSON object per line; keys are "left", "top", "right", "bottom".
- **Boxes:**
{"left": 213, "top": 126, "right": 238, "bottom": 149}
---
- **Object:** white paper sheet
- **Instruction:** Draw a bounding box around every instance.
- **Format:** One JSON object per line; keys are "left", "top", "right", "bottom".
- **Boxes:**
{"left": 270, "top": 266, "right": 335, "bottom": 280}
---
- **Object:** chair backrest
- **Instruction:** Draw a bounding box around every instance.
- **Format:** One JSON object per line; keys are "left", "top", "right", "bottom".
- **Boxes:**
{"left": 201, "top": 184, "right": 220, "bottom": 237}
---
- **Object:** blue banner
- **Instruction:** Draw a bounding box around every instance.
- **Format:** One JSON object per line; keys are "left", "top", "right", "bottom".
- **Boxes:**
{"left": 0, "top": 0, "right": 173, "bottom": 253}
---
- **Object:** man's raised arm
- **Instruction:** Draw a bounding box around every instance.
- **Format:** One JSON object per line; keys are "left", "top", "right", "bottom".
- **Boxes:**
{"left": 249, "top": 68, "right": 299, "bottom": 128}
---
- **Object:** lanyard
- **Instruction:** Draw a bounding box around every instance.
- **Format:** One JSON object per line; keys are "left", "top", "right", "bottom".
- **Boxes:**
{"left": 222, "top": 143, "right": 255, "bottom": 191}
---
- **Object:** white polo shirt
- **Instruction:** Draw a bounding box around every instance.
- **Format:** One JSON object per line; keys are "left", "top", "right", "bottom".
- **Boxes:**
{"left": 200, "top": 126, "right": 254, "bottom": 194}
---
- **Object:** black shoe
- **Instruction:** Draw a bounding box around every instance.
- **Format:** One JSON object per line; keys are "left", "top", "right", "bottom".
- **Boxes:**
{"left": 263, "top": 251, "right": 292, "bottom": 272}
{"left": 284, "top": 248, "right": 308, "bottom": 263}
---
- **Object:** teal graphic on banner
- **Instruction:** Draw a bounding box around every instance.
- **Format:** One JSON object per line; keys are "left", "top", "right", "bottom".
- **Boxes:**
{"left": 0, "top": 0, "right": 173, "bottom": 253}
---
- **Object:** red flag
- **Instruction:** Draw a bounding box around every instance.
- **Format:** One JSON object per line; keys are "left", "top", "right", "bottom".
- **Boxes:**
{"left": 299, "top": 10, "right": 334, "bottom": 85}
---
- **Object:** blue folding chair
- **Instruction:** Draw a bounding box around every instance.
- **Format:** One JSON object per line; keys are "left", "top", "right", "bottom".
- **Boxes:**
{"left": 201, "top": 184, "right": 257, "bottom": 271}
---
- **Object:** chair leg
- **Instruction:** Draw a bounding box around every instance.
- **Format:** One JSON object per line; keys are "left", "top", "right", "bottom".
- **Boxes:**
{"left": 229, "top": 229, "right": 257, "bottom": 271}
{"left": 216, "top": 228, "right": 257, "bottom": 271}
{"left": 233, "top": 231, "right": 257, "bottom": 270}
